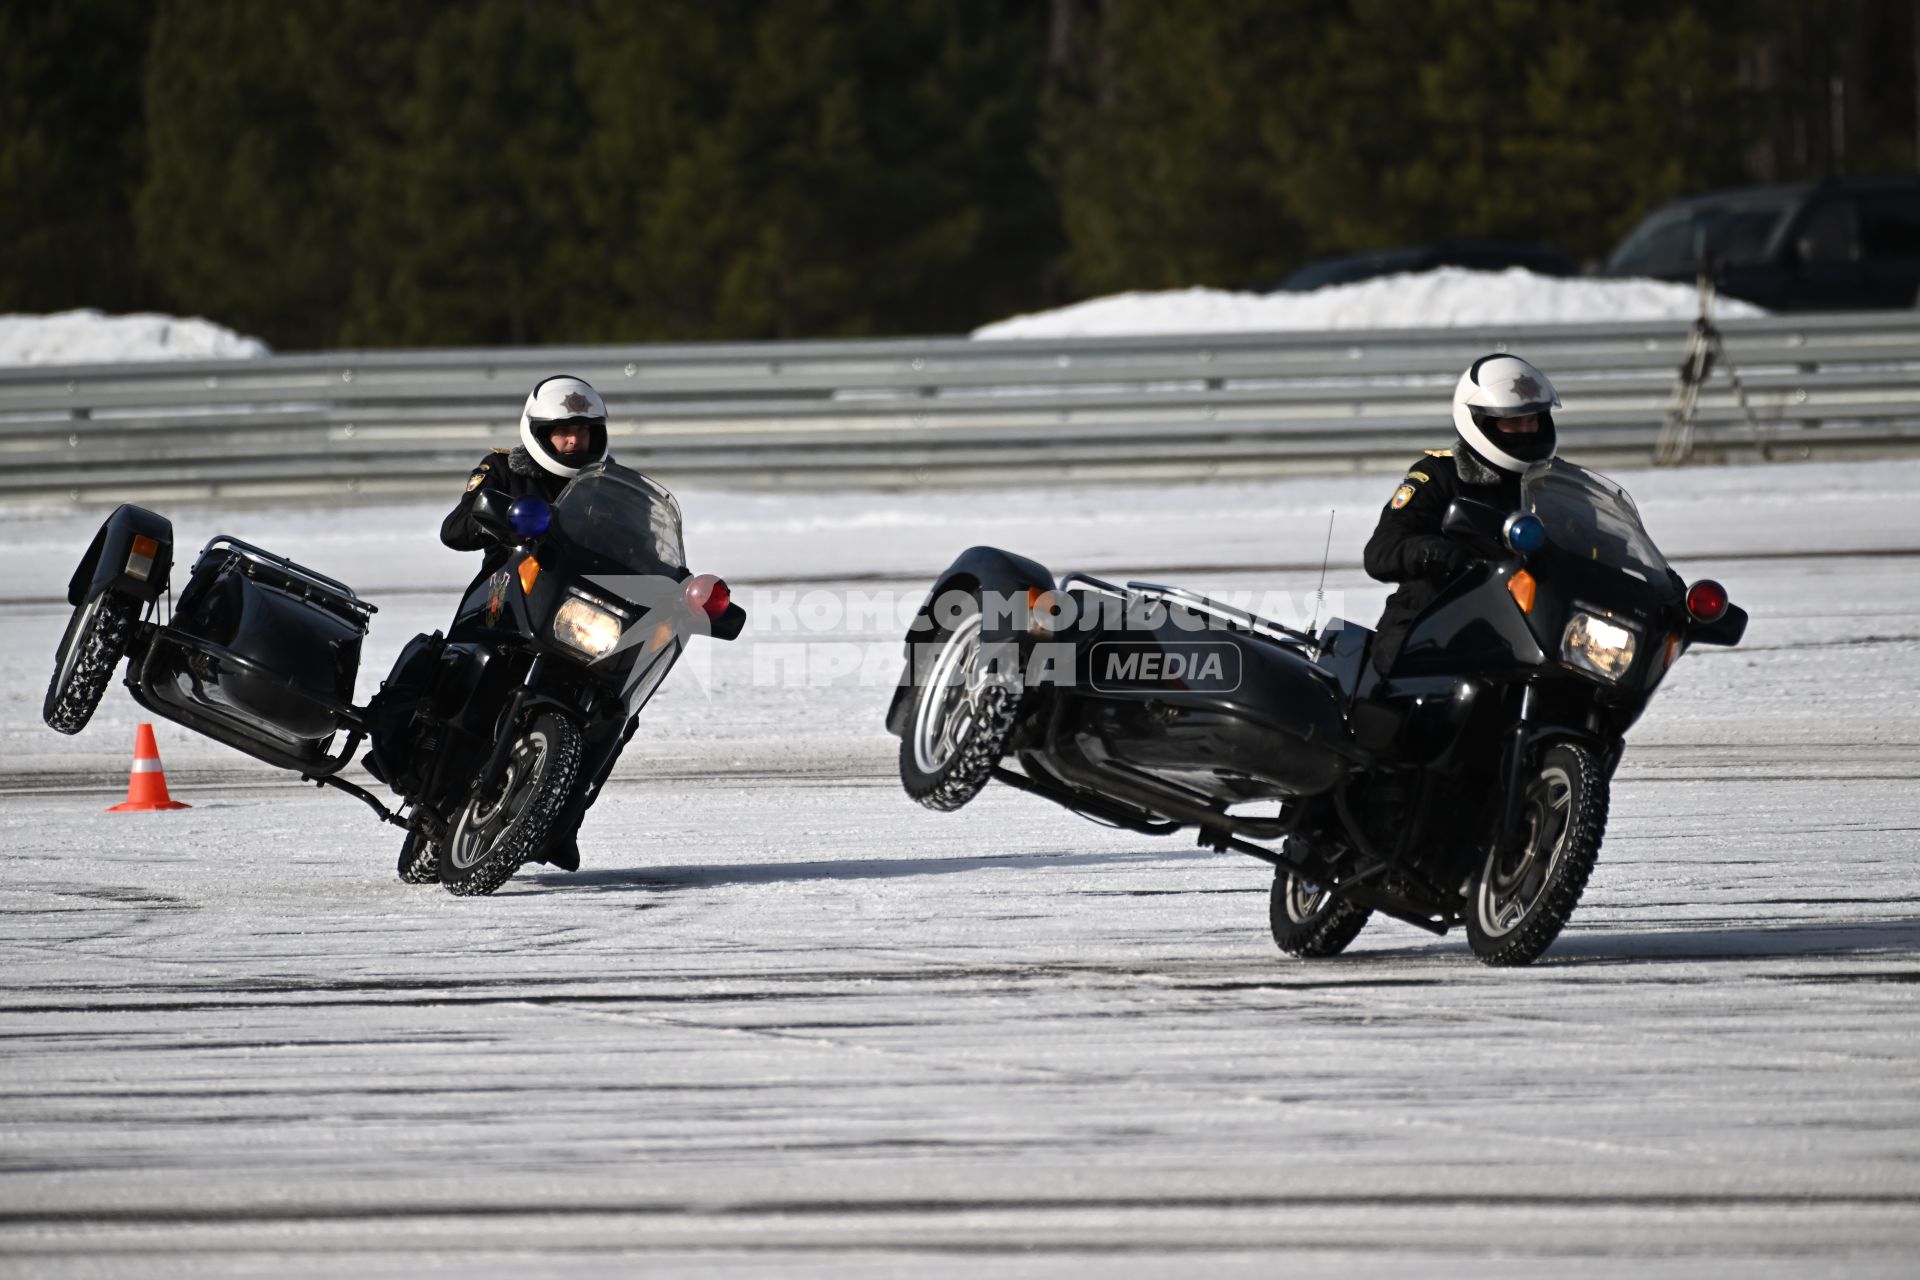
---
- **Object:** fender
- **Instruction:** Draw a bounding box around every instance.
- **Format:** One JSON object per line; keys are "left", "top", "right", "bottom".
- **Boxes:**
{"left": 888, "top": 545, "right": 1056, "bottom": 737}
{"left": 480, "top": 689, "right": 587, "bottom": 765}
{"left": 469, "top": 691, "right": 585, "bottom": 799}
{"left": 1521, "top": 722, "right": 1613, "bottom": 757}
{"left": 905, "top": 545, "right": 1057, "bottom": 642}
{"left": 67, "top": 504, "right": 173, "bottom": 606}
{"left": 507, "top": 691, "right": 589, "bottom": 731}
{"left": 1492, "top": 721, "right": 1617, "bottom": 850}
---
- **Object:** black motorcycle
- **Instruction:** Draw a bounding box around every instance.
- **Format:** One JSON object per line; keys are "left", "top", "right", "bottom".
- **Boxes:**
{"left": 44, "top": 460, "right": 745, "bottom": 896}
{"left": 887, "top": 458, "right": 1747, "bottom": 965}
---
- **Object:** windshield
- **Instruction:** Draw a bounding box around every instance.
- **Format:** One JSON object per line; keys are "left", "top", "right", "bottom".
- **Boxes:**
{"left": 551, "top": 462, "right": 686, "bottom": 574}
{"left": 1521, "top": 459, "right": 1668, "bottom": 577}
{"left": 1606, "top": 193, "right": 1797, "bottom": 276}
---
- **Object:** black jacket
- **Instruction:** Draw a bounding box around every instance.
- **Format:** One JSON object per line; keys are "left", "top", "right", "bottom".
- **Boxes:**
{"left": 440, "top": 445, "right": 569, "bottom": 575}
{"left": 1362, "top": 444, "right": 1521, "bottom": 674}
{"left": 437, "top": 444, "right": 594, "bottom": 866}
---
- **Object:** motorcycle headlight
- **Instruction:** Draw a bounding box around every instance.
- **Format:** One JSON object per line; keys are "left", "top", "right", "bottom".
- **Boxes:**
{"left": 554, "top": 597, "right": 623, "bottom": 660}
{"left": 1561, "top": 611, "right": 1637, "bottom": 682}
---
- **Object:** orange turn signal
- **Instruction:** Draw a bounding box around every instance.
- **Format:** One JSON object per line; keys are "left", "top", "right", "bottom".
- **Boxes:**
{"left": 124, "top": 533, "right": 160, "bottom": 582}
{"left": 517, "top": 556, "right": 541, "bottom": 594}
{"left": 1663, "top": 630, "right": 1683, "bottom": 669}
{"left": 1026, "top": 587, "right": 1062, "bottom": 636}
{"left": 1507, "top": 569, "right": 1537, "bottom": 614}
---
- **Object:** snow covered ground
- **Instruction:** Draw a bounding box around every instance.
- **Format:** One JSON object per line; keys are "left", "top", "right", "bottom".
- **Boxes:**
{"left": 2, "top": 458, "right": 1918, "bottom": 1275}
{"left": 0, "top": 310, "right": 268, "bottom": 366}
{"left": 974, "top": 267, "right": 1765, "bottom": 339}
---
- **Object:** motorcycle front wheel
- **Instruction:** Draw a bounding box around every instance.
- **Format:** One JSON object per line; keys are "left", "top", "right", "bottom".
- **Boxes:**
{"left": 441, "top": 711, "right": 582, "bottom": 897}
{"left": 1466, "top": 742, "right": 1609, "bottom": 966}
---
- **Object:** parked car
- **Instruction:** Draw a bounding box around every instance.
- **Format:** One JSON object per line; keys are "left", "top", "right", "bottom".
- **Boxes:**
{"left": 1599, "top": 176, "right": 1920, "bottom": 310}
{"left": 1266, "top": 240, "right": 1578, "bottom": 292}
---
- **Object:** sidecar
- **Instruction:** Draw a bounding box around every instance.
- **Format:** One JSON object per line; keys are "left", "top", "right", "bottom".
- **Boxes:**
{"left": 888, "top": 547, "right": 1360, "bottom": 845}
{"left": 1034, "top": 574, "right": 1355, "bottom": 807}
{"left": 45, "top": 504, "right": 375, "bottom": 776}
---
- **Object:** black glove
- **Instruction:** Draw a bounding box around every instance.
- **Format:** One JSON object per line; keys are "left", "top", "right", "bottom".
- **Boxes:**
{"left": 1415, "top": 539, "right": 1470, "bottom": 578}
{"left": 469, "top": 488, "right": 515, "bottom": 542}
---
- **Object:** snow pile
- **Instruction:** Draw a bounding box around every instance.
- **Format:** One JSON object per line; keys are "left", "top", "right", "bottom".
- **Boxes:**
{"left": 0, "top": 309, "right": 269, "bottom": 365}
{"left": 974, "top": 267, "right": 1766, "bottom": 340}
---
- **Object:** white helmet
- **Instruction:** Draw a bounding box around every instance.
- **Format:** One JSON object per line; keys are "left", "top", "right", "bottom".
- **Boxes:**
{"left": 518, "top": 374, "right": 610, "bottom": 478}
{"left": 1451, "top": 354, "right": 1560, "bottom": 474}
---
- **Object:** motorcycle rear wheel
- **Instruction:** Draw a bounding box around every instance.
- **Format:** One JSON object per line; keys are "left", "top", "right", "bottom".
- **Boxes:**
{"left": 441, "top": 711, "right": 581, "bottom": 897}
{"left": 1466, "top": 742, "right": 1609, "bottom": 966}
{"left": 1269, "top": 856, "right": 1372, "bottom": 958}
{"left": 44, "top": 591, "right": 139, "bottom": 735}
{"left": 396, "top": 827, "right": 442, "bottom": 884}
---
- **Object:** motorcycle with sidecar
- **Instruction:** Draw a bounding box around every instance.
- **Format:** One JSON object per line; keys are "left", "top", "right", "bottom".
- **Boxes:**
{"left": 887, "top": 458, "right": 1747, "bottom": 965}
{"left": 44, "top": 460, "right": 745, "bottom": 895}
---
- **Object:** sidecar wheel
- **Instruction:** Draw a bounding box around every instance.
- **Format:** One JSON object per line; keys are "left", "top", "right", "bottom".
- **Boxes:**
{"left": 396, "top": 827, "right": 442, "bottom": 884}
{"left": 441, "top": 711, "right": 582, "bottom": 897}
{"left": 899, "top": 595, "right": 1023, "bottom": 812}
{"left": 1466, "top": 742, "right": 1609, "bottom": 966}
{"left": 1269, "top": 860, "right": 1371, "bottom": 959}
{"left": 43, "top": 591, "right": 140, "bottom": 735}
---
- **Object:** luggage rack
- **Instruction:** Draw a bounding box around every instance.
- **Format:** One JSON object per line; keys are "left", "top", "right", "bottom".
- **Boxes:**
{"left": 1058, "top": 572, "right": 1319, "bottom": 655}
{"left": 194, "top": 536, "right": 376, "bottom": 622}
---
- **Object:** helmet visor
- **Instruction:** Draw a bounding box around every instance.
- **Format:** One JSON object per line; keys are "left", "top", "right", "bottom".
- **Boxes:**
{"left": 1472, "top": 396, "right": 1557, "bottom": 422}
{"left": 1470, "top": 408, "right": 1556, "bottom": 462}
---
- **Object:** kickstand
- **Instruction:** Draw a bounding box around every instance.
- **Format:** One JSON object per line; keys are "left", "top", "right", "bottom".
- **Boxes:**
{"left": 301, "top": 772, "right": 408, "bottom": 829}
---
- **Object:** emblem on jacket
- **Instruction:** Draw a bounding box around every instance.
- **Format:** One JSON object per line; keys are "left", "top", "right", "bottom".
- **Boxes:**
{"left": 484, "top": 570, "right": 511, "bottom": 625}
{"left": 1391, "top": 483, "right": 1415, "bottom": 509}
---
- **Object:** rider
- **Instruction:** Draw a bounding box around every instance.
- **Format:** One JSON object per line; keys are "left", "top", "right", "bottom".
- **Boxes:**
{"left": 437, "top": 375, "right": 612, "bottom": 873}
{"left": 1362, "top": 354, "right": 1559, "bottom": 676}
{"left": 441, "top": 374, "right": 610, "bottom": 569}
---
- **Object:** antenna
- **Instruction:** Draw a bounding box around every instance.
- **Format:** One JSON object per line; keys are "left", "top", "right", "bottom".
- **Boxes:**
{"left": 1307, "top": 508, "right": 1335, "bottom": 639}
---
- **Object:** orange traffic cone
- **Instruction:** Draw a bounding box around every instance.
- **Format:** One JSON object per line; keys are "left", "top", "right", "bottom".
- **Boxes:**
{"left": 107, "top": 723, "right": 190, "bottom": 812}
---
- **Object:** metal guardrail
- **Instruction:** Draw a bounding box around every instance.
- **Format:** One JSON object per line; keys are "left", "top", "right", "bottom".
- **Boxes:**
{"left": 3, "top": 311, "right": 1919, "bottom": 502}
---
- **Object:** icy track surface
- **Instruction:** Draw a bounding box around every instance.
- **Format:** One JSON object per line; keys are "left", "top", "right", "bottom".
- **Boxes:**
{"left": 2, "top": 460, "right": 1919, "bottom": 1276}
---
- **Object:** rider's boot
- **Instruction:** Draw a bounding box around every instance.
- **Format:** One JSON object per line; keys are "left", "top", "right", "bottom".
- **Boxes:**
{"left": 532, "top": 809, "right": 582, "bottom": 871}
{"left": 542, "top": 832, "right": 581, "bottom": 872}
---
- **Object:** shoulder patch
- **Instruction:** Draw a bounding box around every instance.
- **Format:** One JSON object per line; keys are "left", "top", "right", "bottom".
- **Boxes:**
{"left": 1424, "top": 448, "right": 1452, "bottom": 458}
{"left": 1390, "top": 483, "right": 1416, "bottom": 510}
{"left": 491, "top": 447, "right": 511, "bottom": 455}
{"left": 1408, "top": 469, "right": 1430, "bottom": 483}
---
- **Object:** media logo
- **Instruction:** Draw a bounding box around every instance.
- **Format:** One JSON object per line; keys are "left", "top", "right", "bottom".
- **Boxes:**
{"left": 1089, "top": 641, "right": 1241, "bottom": 694}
